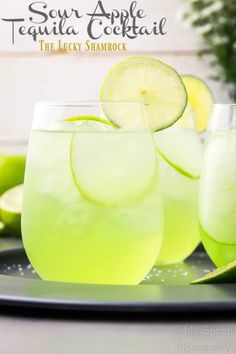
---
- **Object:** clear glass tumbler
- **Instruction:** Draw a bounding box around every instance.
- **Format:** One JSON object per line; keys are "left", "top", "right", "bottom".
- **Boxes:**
{"left": 199, "top": 104, "right": 236, "bottom": 266}
{"left": 22, "top": 101, "right": 163, "bottom": 284}
{"left": 155, "top": 108, "right": 202, "bottom": 264}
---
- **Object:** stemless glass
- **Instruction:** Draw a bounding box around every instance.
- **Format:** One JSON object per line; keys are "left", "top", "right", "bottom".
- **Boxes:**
{"left": 155, "top": 108, "right": 202, "bottom": 265}
{"left": 22, "top": 102, "right": 163, "bottom": 285}
{"left": 199, "top": 104, "right": 236, "bottom": 266}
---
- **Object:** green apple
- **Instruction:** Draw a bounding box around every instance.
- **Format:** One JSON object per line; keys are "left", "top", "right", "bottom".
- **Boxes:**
{"left": 0, "top": 155, "right": 26, "bottom": 195}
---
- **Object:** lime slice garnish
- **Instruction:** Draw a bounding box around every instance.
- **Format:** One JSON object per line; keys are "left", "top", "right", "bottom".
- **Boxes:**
{"left": 156, "top": 127, "right": 203, "bottom": 179}
{"left": 0, "top": 185, "right": 23, "bottom": 236}
{"left": 182, "top": 75, "right": 213, "bottom": 132}
{"left": 191, "top": 260, "right": 236, "bottom": 284}
{"left": 70, "top": 130, "right": 157, "bottom": 206}
{"left": 65, "top": 115, "right": 115, "bottom": 127}
{"left": 177, "top": 105, "right": 196, "bottom": 129}
{"left": 100, "top": 57, "right": 187, "bottom": 132}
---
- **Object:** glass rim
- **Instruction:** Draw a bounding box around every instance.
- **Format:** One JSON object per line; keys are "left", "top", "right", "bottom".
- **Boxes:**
{"left": 35, "top": 100, "right": 149, "bottom": 108}
{"left": 208, "top": 103, "right": 236, "bottom": 132}
{"left": 33, "top": 100, "right": 151, "bottom": 132}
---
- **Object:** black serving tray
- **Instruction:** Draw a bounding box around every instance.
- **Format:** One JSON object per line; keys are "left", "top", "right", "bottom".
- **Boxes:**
{"left": 0, "top": 247, "right": 235, "bottom": 314}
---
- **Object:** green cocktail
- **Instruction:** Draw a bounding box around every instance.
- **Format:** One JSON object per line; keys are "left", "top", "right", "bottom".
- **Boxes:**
{"left": 22, "top": 102, "right": 163, "bottom": 284}
{"left": 22, "top": 57, "right": 189, "bottom": 284}
{"left": 155, "top": 124, "right": 202, "bottom": 264}
{"left": 199, "top": 104, "right": 236, "bottom": 266}
{"left": 153, "top": 75, "right": 212, "bottom": 265}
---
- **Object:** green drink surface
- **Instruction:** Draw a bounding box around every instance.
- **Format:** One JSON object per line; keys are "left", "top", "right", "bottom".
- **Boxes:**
{"left": 199, "top": 131, "right": 236, "bottom": 266}
{"left": 0, "top": 154, "right": 26, "bottom": 195}
{"left": 22, "top": 129, "right": 163, "bottom": 285}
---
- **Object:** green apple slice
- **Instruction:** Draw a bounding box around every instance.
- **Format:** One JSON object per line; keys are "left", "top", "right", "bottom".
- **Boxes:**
{"left": 0, "top": 185, "right": 23, "bottom": 236}
{"left": 70, "top": 130, "right": 157, "bottom": 206}
{"left": 156, "top": 127, "right": 203, "bottom": 179}
{"left": 100, "top": 57, "right": 187, "bottom": 132}
{"left": 191, "top": 260, "right": 236, "bottom": 284}
{"left": 65, "top": 115, "right": 115, "bottom": 127}
{"left": 0, "top": 155, "right": 26, "bottom": 195}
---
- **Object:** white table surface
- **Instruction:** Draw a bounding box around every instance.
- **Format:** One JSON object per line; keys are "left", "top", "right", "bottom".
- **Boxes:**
{"left": 0, "top": 315, "right": 235, "bottom": 354}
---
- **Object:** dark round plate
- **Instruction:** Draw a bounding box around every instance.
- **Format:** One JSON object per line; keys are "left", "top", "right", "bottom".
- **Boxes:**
{"left": 0, "top": 248, "right": 235, "bottom": 314}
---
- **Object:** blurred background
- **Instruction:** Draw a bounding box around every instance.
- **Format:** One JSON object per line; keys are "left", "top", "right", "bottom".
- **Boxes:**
{"left": 0, "top": 0, "right": 233, "bottom": 141}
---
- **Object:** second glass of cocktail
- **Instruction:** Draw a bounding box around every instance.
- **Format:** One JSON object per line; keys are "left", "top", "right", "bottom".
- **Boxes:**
{"left": 155, "top": 108, "right": 203, "bottom": 264}
{"left": 199, "top": 104, "right": 236, "bottom": 266}
{"left": 22, "top": 101, "right": 163, "bottom": 285}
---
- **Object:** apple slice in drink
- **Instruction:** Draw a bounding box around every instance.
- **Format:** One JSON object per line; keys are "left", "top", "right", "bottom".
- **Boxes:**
{"left": 156, "top": 127, "right": 203, "bottom": 179}
{"left": 70, "top": 129, "right": 157, "bottom": 206}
